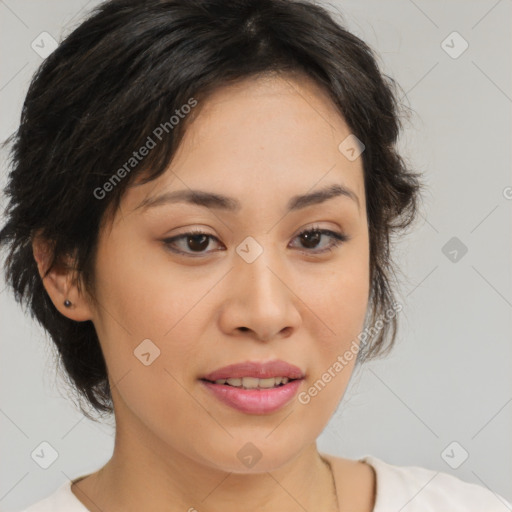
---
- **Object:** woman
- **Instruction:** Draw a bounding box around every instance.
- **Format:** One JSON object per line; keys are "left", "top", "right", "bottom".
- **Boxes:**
{"left": 1, "top": 0, "right": 509, "bottom": 510}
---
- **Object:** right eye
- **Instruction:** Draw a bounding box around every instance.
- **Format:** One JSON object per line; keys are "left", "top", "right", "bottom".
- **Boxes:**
{"left": 162, "top": 230, "right": 224, "bottom": 257}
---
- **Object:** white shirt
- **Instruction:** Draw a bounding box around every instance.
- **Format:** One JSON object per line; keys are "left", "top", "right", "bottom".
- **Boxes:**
{"left": 18, "top": 455, "right": 512, "bottom": 511}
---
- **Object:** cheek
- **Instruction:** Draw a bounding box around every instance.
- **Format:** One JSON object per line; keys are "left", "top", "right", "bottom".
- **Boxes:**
{"left": 294, "top": 236, "right": 369, "bottom": 416}
{"left": 92, "top": 229, "right": 208, "bottom": 340}
{"left": 335, "top": 233, "right": 370, "bottom": 327}
{"left": 331, "top": 266, "right": 370, "bottom": 341}
{"left": 300, "top": 235, "right": 370, "bottom": 350}
{"left": 90, "top": 235, "right": 218, "bottom": 399}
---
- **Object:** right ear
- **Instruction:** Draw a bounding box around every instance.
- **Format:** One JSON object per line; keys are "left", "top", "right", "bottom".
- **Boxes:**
{"left": 32, "top": 234, "right": 94, "bottom": 322}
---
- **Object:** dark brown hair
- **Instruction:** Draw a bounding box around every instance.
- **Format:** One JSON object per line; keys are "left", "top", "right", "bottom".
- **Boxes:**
{"left": 0, "top": 0, "right": 423, "bottom": 420}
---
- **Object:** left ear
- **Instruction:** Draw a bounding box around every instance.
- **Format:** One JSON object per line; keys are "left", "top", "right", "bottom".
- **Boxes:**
{"left": 32, "top": 234, "right": 94, "bottom": 322}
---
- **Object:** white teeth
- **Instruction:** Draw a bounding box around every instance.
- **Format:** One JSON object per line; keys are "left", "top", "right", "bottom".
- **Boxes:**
{"left": 240, "top": 377, "right": 259, "bottom": 388}
{"left": 213, "top": 377, "right": 291, "bottom": 389}
{"left": 258, "top": 378, "right": 278, "bottom": 388}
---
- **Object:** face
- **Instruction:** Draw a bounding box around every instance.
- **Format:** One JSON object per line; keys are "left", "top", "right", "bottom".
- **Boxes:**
{"left": 87, "top": 73, "right": 370, "bottom": 473}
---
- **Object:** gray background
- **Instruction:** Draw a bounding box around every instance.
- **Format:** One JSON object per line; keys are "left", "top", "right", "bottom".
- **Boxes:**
{"left": 1, "top": 0, "right": 511, "bottom": 510}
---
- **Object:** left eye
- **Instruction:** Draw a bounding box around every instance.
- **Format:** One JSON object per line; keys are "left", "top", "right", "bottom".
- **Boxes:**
{"left": 289, "top": 228, "right": 349, "bottom": 253}
{"left": 162, "top": 227, "right": 349, "bottom": 257}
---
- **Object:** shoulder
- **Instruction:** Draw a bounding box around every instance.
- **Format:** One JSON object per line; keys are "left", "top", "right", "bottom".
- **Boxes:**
{"left": 363, "top": 455, "right": 511, "bottom": 511}
{"left": 324, "top": 453, "right": 512, "bottom": 512}
{"left": 17, "top": 479, "right": 89, "bottom": 512}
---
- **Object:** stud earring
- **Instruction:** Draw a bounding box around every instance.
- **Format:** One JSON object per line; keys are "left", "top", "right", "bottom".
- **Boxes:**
{"left": 64, "top": 299, "right": 72, "bottom": 307}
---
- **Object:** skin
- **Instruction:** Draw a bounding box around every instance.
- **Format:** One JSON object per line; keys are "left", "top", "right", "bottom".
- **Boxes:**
{"left": 33, "top": 72, "right": 375, "bottom": 511}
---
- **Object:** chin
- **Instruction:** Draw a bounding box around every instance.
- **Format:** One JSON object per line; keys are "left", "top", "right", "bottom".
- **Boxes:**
{"left": 195, "top": 432, "right": 312, "bottom": 474}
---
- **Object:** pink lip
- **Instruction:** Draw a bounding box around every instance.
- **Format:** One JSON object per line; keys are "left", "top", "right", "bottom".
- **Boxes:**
{"left": 200, "top": 360, "right": 305, "bottom": 415}
{"left": 201, "top": 360, "right": 305, "bottom": 381}
{"left": 200, "top": 379, "right": 303, "bottom": 414}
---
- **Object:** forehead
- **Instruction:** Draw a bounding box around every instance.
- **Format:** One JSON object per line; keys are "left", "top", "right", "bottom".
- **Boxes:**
{"left": 183, "top": 72, "right": 354, "bottom": 155}
{"left": 122, "top": 72, "right": 365, "bottom": 216}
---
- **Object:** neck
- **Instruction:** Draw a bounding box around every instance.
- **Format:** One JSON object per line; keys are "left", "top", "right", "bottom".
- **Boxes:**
{"left": 73, "top": 410, "right": 338, "bottom": 512}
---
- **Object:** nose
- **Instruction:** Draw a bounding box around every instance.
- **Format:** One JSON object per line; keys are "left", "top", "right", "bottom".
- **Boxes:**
{"left": 217, "top": 246, "right": 302, "bottom": 342}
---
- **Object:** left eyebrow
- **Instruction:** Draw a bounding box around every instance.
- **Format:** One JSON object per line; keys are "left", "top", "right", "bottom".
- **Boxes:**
{"left": 135, "top": 182, "right": 360, "bottom": 213}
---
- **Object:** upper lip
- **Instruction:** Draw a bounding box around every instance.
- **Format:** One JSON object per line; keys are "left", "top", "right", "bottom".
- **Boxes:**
{"left": 201, "top": 360, "right": 305, "bottom": 381}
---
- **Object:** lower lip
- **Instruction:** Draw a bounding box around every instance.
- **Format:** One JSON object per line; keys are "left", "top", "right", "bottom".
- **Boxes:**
{"left": 200, "top": 379, "right": 303, "bottom": 414}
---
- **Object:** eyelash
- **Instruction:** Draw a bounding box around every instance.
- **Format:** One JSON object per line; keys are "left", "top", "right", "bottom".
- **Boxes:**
{"left": 162, "top": 226, "right": 349, "bottom": 258}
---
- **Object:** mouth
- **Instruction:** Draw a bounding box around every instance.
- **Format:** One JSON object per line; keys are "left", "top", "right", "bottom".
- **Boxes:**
{"left": 199, "top": 360, "right": 305, "bottom": 414}
{"left": 200, "top": 376, "right": 298, "bottom": 389}
{"left": 200, "top": 359, "right": 305, "bottom": 381}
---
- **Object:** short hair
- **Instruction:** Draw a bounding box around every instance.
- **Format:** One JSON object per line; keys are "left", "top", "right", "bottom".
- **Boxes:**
{"left": 0, "top": 0, "right": 423, "bottom": 420}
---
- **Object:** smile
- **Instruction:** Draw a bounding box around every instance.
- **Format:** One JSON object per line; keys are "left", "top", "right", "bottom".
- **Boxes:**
{"left": 208, "top": 376, "right": 293, "bottom": 389}
{"left": 200, "top": 378, "right": 303, "bottom": 414}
